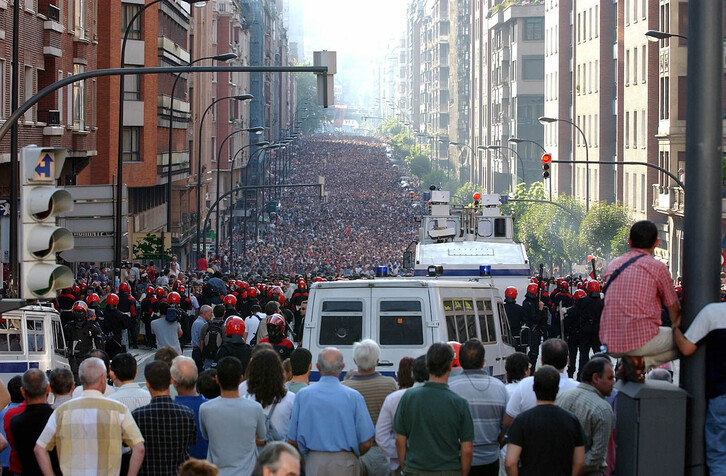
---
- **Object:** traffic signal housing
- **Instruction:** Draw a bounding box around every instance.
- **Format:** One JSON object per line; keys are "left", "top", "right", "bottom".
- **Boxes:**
{"left": 21, "top": 146, "right": 75, "bottom": 299}
{"left": 542, "top": 153, "right": 552, "bottom": 179}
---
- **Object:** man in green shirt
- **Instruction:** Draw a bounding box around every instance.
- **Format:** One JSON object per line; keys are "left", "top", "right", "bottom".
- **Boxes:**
{"left": 394, "top": 342, "right": 475, "bottom": 476}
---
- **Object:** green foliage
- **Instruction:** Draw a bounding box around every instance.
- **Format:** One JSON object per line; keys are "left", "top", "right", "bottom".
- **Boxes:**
{"left": 405, "top": 145, "right": 432, "bottom": 178}
{"left": 610, "top": 225, "right": 631, "bottom": 257}
{"left": 452, "top": 182, "right": 482, "bottom": 206}
{"left": 133, "top": 233, "right": 171, "bottom": 262}
{"left": 422, "top": 169, "right": 458, "bottom": 193}
{"left": 295, "top": 62, "right": 330, "bottom": 134}
{"left": 579, "top": 202, "right": 632, "bottom": 260}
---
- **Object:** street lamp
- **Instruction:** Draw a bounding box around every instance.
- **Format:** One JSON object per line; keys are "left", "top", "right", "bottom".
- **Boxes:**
{"left": 477, "top": 145, "right": 494, "bottom": 193}
{"left": 449, "top": 141, "right": 473, "bottom": 185}
{"left": 115, "top": 0, "right": 206, "bottom": 278}
{"left": 166, "top": 51, "right": 237, "bottom": 268}
{"left": 214, "top": 126, "right": 264, "bottom": 253}
{"left": 196, "top": 94, "right": 254, "bottom": 262}
{"left": 489, "top": 145, "right": 525, "bottom": 188}
{"left": 645, "top": 30, "right": 688, "bottom": 42}
{"left": 539, "top": 116, "right": 590, "bottom": 211}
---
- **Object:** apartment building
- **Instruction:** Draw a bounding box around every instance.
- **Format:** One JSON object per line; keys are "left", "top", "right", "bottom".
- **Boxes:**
{"left": 448, "top": 0, "right": 470, "bottom": 182}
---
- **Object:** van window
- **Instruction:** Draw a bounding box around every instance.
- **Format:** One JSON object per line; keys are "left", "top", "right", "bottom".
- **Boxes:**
{"left": 52, "top": 320, "right": 66, "bottom": 355}
{"left": 497, "top": 302, "right": 514, "bottom": 346}
{"left": 476, "top": 300, "right": 497, "bottom": 343}
{"left": 26, "top": 319, "right": 45, "bottom": 353}
{"left": 379, "top": 300, "right": 423, "bottom": 346}
{"left": 0, "top": 317, "right": 23, "bottom": 353}
{"left": 443, "top": 299, "right": 477, "bottom": 343}
{"left": 319, "top": 300, "right": 363, "bottom": 346}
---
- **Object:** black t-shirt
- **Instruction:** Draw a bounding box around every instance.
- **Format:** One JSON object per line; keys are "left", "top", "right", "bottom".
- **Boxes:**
{"left": 10, "top": 403, "right": 61, "bottom": 475}
{"left": 507, "top": 404, "right": 585, "bottom": 476}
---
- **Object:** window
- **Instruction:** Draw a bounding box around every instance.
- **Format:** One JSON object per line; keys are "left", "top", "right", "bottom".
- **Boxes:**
{"left": 121, "top": 3, "right": 142, "bottom": 40}
{"left": 122, "top": 127, "right": 141, "bottom": 162}
{"left": 477, "top": 300, "right": 497, "bottom": 343}
{"left": 57, "top": 70, "right": 63, "bottom": 125}
{"left": 26, "top": 319, "right": 45, "bottom": 353}
{"left": 595, "top": 60, "right": 598, "bottom": 91}
{"left": 660, "top": 77, "right": 670, "bottom": 120}
{"left": 642, "top": 45, "right": 647, "bottom": 83}
{"left": 595, "top": 5, "right": 599, "bottom": 37}
{"left": 588, "top": 8, "right": 592, "bottom": 39}
{"left": 319, "top": 301, "right": 363, "bottom": 346}
{"left": 633, "top": 111, "right": 638, "bottom": 148}
{"left": 642, "top": 0, "right": 647, "bottom": 19}
{"left": 634, "top": 0, "right": 638, "bottom": 22}
{"left": 23, "top": 65, "right": 33, "bottom": 122}
{"left": 211, "top": 97, "right": 216, "bottom": 121}
{"left": 522, "top": 57, "right": 544, "bottom": 80}
{"left": 625, "top": 50, "right": 630, "bottom": 85}
{"left": 91, "top": 79, "right": 97, "bottom": 129}
{"left": 444, "top": 299, "right": 478, "bottom": 343}
{"left": 53, "top": 320, "right": 66, "bottom": 356}
{"left": 633, "top": 48, "right": 638, "bottom": 83}
{"left": 379, "top": 301, "right": 424, "bottom": 346}
{"left": 0, "top": 318, "right": 23, "bottom": 353}
{"left": 72, "top": 64, "right": 85, "bottom": 130}
{"left": 594, "top": 115, "right": 598, "bottom": 146}
{"left": 625, "top": 0, "right": 629, "bottom": 24}
{"left": 577, "top": 13, "right": 581, "bottom": 42}
{"left": 641, "top": 109, "right": 646, "bottom": 146}
{"left": 678, "top": 2, "right": 688, "bottom": 46}
{"left": 75, "top": 0, "right": 86, "bottom": 38}
{"left": 524, "top": 18, "right": 544, "bottom": 41}
{"left": 124, "top": 68, "right": 140, "bottom": 100}
{"left": 641, "top": 174, "right": 646, "bottom": 211}
{"left": 678, "top": 76, "right": 687, "bottom": 120}
{"left": 624, "top": 173, "right": 630, "bottom": 205}
{"left": 497, "top": 302, "right": 514, "bottom": 346}
{"left": 211, "top": 136, "right": 216, "bottom": 163}
{"left": 67, "top": 72, "right": 73, "bottom": 126}
{"left": 0, "top": 59, "right": 5, "bottom": 119}
{"left": 625, "top": 112, "right": 630, "bottom": 147}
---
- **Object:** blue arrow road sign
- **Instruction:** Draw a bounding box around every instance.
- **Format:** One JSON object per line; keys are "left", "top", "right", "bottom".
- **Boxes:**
{"left": 35, "top": 154, "right": 53, "bottom": 179}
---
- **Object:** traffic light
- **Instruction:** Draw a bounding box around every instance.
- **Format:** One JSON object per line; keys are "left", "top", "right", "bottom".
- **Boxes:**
{"left": 20, "top": 146, "right": 74, "bottom": 299}
{"left": 541, "top": 153, "right": 552, "bottom": 179}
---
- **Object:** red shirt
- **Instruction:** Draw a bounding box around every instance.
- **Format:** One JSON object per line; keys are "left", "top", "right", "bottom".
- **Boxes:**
{"left": 197, "top": 258, "right": 209, "bottom": 272}
{"left": 4, "top": 401, "right": 26, "bottom": 473}
{"left": 600, "top": 249, "right": 678, "bottom": 353}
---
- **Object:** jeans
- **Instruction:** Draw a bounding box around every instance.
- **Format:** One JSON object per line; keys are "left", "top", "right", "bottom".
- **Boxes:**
{"left": 706, "top": 394, "right": 726, "bottom": 476}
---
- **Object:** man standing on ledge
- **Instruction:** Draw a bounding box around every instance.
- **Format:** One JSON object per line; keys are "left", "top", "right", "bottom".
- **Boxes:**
{"left": 599, "top": 220, "right": 680, "bottom": 382}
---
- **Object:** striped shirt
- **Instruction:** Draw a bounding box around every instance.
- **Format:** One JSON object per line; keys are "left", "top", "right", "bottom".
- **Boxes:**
{"left": 449, "top": 369, "right": 509, "bottom": 465}
{"left": 342, "top": 372, "right": 399, "bottom": 425}
{"left": 556, "top": 383, "right": 613, "bottom": 473}
{"left": 600, "top": 249, "right": 678, "bottom": 353}
{"left": 36, "top": 389, "right": 144, "bottom": 476}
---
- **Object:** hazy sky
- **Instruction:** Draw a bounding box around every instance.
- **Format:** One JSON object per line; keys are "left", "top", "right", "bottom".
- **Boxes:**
{"left": 300, "top": 0, "right": 408, "bottom": 59}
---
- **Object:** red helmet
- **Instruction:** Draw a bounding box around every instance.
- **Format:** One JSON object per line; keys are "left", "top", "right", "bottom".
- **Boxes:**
{"left": 573, "top": 289, "right": 587, "bottom": 300}
{"left": 276, "top": 293, "right": 285, "bottom": 304}
{"left": 80, "top": 283, "right": 87, "bottom": 292}
{"left": 86, "top": 293, "right": 100, "bottom": 305}
{"left": 72, "top": 301, "right": 88, "bottom": 321}
{"left": 313, "top": 277, "right": 324, "bottom": 283}
{"left": 248, "top": 288, "right": 258, "bottom": 298}
{"left": 119, "top": 282, "right": 131, "bottom": 294}
{"left": 576, "top": 282, "right": 585, "bottom": 289}
{"left": 447, "top": 341, "right": 461, "bottom": 368}
{"left": 73, "top": 285, "right": 80, "bottom": 295}
{"left": 529, "top": 277, "right": 538, "bottom": 284}
{"left": 240, "top": 290, "right": 248, "bottom": 299}
{"left": 560, "top": 281, "right": 569, "bottom": 291}
{"left": 155, "top": 286, "right": 165, "bottom": 297}
{"left": 63, "top": 287, "right": 73, "bottom": 294}
{"left": 587, "top": 281, "right": 601, "bottom": 294}
{"left": 146, "top": 286, "right": 155, "bottom": 295}
{"left": 675, "top": 286, "right": 683, "bottom": 296}
{"left": 168, "top": 292, "right": 181, "bottom": 304}
{"left": 297, "top": 280, "right": 306, "bottom": 289}
{"left": 178, "top": 285, "right": 186, "bottom": 294}
{"left": 224, "top": 294, "right": 237, "bottom": 307}
{"left": 266, "top": 314, "right": 286, "bottom": 338}
{"left": 526, "top": 283, "right": 538, "bottom": 295}
{"left": 504, "top": 287, "right": 517, "bottom": 299}
{"left": 72, "top": 300, "right": 88, "bottom": 312}
{"left": 556, "top": 278, "right": 564, "bottom": 287}
{"left": 225, "top": 316, "right": 246, "bottom": 337}
{"left": 106, "top": 293, "right": 119, "bottom": 306}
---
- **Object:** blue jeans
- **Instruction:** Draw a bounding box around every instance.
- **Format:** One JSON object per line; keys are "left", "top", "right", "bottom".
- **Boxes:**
{"left": 707, "top": 394, "right": 726, "bottom": 475}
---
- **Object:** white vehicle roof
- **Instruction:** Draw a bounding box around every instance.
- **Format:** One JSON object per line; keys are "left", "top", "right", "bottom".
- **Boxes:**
{"left": 311, "top": 278, "right": 498, "bottom": 290}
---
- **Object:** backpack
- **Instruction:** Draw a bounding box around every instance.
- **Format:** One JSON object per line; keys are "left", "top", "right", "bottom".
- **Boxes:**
{"left": 264, "top": 403, "right": 285, "bottom": 443}
{"left": 249, "top": 314, "right": 264, "bottom": 346}
{"left": 203, "top": 320, "right": 225, "bottom": 359}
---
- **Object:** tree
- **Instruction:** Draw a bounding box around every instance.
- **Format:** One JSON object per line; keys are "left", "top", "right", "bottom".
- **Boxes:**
{"left": 405, "top": 145, "right": 431, "bottom": 178}
{"left": 579, "top": 202, "right": 632, "bottom": 260}
{"left": 295, "top": 62, "right": 330, "bottom": 134}
{"left": 452, "top": 182, "right": 482, "bottom": 206}
{"left": 133, "top": 233, "right": 171, "bottom": 262}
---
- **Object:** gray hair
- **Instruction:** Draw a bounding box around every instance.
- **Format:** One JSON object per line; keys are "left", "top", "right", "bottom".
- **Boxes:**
{"left": 353, "top": 339, "right": 380, "bottom": 372}
{"left": 171, "top": 355, "right": 198, "bottom": 389}
{"left": 79, "top": 357, "right": 107, "bottom": 387}
{"left": 317, "top": 347, "right": 344, "bottom": 375}
{"left": 252, "top": 441, "right": 300, "bottom": 476}
{"left": 199, "top": 305, "right": 213, "bottom": 315}
{"left": 646, "top": 368, "right": 673, "bottom": 383}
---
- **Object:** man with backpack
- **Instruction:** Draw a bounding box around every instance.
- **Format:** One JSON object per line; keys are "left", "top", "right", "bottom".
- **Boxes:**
{"left": 215, "top": 317, "right": 252, "bottom": 375}
{"left": 244, "top": 304, "right": 266, "bottom": 346}
{"left": 199, "top": 304, "right": 226, "bottom": 369}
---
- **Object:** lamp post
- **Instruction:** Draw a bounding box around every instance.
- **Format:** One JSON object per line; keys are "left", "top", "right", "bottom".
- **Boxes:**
{"left": 195, "top": 94, "right": 253, "bottom": 262}
{"left": 449, "top": 141, "right": 473, "bottom": 185}
{"left": 489, "top": 145, "right": 524, "bottom": 188}
{"left": 539, "top": 116, "right": 590, "bottom": 211}
{"left": 509, "top": 137, "right": 549, "bottom": 196}
{"left": 214, "top": 126, "right": 264, "bottom": 254}
{"left": 476, "top": 145, "right": 493, "bottom": 193}
{"left": 645, "top": 30, "right": 688, "bottom": 42}
{"left": 116, "top": 0, "right": 206, "bottom": 280}
{"left": 165, "top": 51, "right": 236, "bottom": 268}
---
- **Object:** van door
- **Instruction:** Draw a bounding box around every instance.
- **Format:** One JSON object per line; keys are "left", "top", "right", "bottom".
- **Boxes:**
{"left": 373, "top": 288, "right": 430, "bottom": 377}
{"left": 50, "top": 315, "right": 70, "bottom": 371}
{"left": 474, "top": 298, "right": 505, "bottom": 378}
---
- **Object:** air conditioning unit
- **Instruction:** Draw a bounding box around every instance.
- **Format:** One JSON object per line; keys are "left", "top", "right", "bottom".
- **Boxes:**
{"left": 47, "top": 4, "right": 60, "bottom": 22}
{"left": 47, "top": 110, "right": 60, "bottom": 125}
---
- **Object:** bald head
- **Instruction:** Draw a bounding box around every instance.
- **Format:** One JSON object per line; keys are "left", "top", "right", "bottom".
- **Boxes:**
{"left": 171, "top": 355, "right": 198, "bottom": 391}
{"left": 317, "top": 347, "right": 344, "bottom": 376}
{"left": 79, "top": 357, "right": 107, "bottom": 389}
{"left": 199, "top": 305, "right": 213, "bottom": 320}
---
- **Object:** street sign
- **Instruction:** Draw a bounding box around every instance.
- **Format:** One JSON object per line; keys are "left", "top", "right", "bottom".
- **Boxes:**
{"left": 32, "top": 152, "right": 55, "bottom": 182}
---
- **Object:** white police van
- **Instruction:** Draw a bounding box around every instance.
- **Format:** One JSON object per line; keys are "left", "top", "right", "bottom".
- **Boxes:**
{"left": 302, "top": 278, "right": 518, "bottom": 381}
{"left": 0, "top": 304, "right": 69, "bottom": 384}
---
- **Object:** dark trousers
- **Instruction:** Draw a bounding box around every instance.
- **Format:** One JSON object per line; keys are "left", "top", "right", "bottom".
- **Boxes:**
{"left": 568, "top": 336, "right": 599, "bottom": 380}
{"left": 144, "top": 318, "right": 156, "bottom": 348}
{"left": 127, "top": 317, "right": 138, "bottom": 348}
{"left": 528, "top": 327, "right": 544, "bottom": 369}
{"left": 469, "top": 460, "right": 499, "bottom": 476}
{"left": 192, "top": 347, "right": 204, "bottom": 373}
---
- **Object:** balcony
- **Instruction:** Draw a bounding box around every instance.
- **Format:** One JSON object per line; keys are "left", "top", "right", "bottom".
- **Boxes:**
{"left": 652, "top": 184, "right": 685, "bottom": 216}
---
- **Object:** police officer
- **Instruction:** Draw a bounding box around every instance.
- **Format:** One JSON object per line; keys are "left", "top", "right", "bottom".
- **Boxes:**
{"left": 503, "top": 286, "right": 527, "bottom": 352}
{"left": 140, "top": 286, "right": 157, "bottom": 349}
{"left": 117, "top": 282, "right": 138, "bottom": 349}
{"left": 223, "top": 294, "right": 239, "bottom": 319}
{"left": 522, "top": 282, "right": 547, "bottom": 372}
{"left": 167, "top": 291, "right": 188, "bottom": 347}
{"left": 56, "top": 288, "right": 76, "bottom": 326}
{"left": 578, "top": 281, "right": 604, "bottom": 356}
{"left": 87, "top": 293, "right": 104, "bottom": 323}
{"left": 64, "top": 301, "right": 104, "bottom": 384}
{"left": 564, "top": 289, "right": 587, "bottom": 379}
{"left": 549, "top": 281, "right": 573, "bottom": 339}
{"left": 102, "top": 293, "right": 129, "bottom": 358}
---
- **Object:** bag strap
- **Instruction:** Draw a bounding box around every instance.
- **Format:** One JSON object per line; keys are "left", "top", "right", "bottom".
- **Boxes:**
{"left": 602, "top": 254, "right": 646, "bottom": 294}
{"left": 267, "top": 402, "right": 278, "bottom": 419}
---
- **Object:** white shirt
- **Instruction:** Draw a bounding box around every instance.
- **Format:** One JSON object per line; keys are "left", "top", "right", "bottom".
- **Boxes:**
{"left": 109, "top": 382, "right": 151, "bottom": 411}
{"left": 244, "top": 313, "right": 265, "bottom": 343}
{"left": 376, "top": 382, "right": 423, "bottom": 470}
{"left": 505, "top": 372, "right": 578, "bottom": 419}
{"left": 240, "top": 382, "right": 296, "bottom": 440}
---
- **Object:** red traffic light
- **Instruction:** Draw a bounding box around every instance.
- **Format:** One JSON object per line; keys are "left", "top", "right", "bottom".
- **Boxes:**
{"left": 541, "top": 153, "right": 552, "bottom": 163}
{"left": 473, "top": 192, "right": 481, "bottom": 201}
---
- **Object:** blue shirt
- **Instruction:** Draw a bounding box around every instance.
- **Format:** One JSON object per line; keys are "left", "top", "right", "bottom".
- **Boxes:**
{"left": 191, "top": 317, "right": 206, "bottom": 348}
{"left": 174, "top": 394, "right": 209, "bottom": 460}
{"left": 0, "top": 403, "right": 21, "bottom": 466}
{"left": 288, "top": 375, "right": 375, "bottom": 455}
